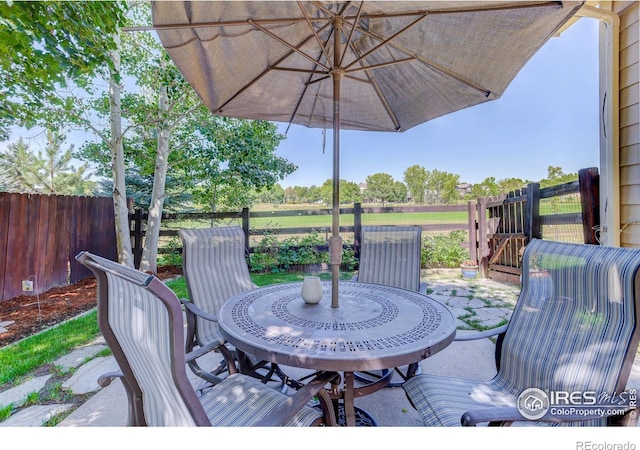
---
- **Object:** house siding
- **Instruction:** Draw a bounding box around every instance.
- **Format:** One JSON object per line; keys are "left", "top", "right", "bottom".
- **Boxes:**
{"left": 615, "top": 1, "right": 640, "bottom": 247}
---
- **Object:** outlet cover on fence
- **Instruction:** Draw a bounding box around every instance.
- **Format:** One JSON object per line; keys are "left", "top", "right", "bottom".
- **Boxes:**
{"left": 22, "top": 280, "right": 34, "bottom": 292}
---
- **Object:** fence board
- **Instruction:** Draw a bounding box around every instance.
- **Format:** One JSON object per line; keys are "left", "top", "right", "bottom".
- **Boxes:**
{"left": 34, "top": 194, "right": 51, "bottom": 291}
{"left": 54, "top": 196, "right": 71, "bottom": 284}
{"left": 4, "top": 194, "right": 28, "bottom": 299}
{"left": 42, "top": 195, "right": 58, "bottom": 290}
{"left": 0, "top": 194, "right": 10, "bottom": 299}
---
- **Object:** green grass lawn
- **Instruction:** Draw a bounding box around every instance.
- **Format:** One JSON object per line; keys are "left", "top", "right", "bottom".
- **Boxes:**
{"left": 0, "top": 311, "right": 100, "bottom": 385}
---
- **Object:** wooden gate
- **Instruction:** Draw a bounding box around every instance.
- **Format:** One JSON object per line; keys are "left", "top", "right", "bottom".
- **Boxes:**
{"left": 468, "top": 167, "right": 600, "bottom": 285}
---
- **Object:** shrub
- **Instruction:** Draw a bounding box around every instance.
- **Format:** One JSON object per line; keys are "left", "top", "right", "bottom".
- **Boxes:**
{"left": 157, "top": 236, "right": 183, "bottom": 267}
{"left": 248, "top": 231, "right": 356, "bottom": 273}
{"left": 422, "top": 230, "right": 469, "bottom": 268}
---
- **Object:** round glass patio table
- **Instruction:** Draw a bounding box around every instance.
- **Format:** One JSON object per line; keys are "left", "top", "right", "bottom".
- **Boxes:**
{"left": 218, "top": 280, "right": 456, "bottom": 426}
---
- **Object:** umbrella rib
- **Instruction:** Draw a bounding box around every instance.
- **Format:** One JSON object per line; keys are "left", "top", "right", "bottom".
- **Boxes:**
{"left": 353, "top": 24, "right": 492, "bottom": 98}
{"left": 339, "top": 1, "right": 364, "bottom": 67}
{"left": 217, "top": 22, "right": 333, "bottom": 113}
{"left": 346, "top": 58, "right": 415, "bottom": 74}
{"left": 344, "top": 40, "right": 402, "bottom": 131}
{"left": 343, "top": 13, "right": 427, "bottom": 71}
{"left": 298, "top": 1, "right": 333, "bottom": 67}
{"left": 249, "top": 20, "right": 332, "bottom": 72}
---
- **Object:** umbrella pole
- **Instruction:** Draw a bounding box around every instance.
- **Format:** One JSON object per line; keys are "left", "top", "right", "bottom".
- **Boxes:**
{"left": 329, "top": 69, "right": 342, "bottom": 308}
{"left": 329, "top": 19, "right": 344, "bottom": 308}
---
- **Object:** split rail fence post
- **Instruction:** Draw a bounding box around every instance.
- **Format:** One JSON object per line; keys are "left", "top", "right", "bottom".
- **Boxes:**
{"left": 467, "top": 200, "right": 478, "bottom": 264}
{"left": 524, "top": 183, "right": 541, "bottom": 243}
{"left": 477, "top": 197, "right": 488, "bottom": 277}
{"left": 242, "top": 207, "right": 250, "bottom": 254}
{"left": 578, "top": 167, "right": 600, "bottom": 244}
{"left": 131, "top": 208, "right": 143, "bottom": 269}
{"left": 353, "top": 202, "right": 362, "bottom": 259}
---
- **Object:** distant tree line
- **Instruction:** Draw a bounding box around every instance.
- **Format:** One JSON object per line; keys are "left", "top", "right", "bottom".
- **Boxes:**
{"left": 253, "top": 164, "right": 578, "bottom": 206}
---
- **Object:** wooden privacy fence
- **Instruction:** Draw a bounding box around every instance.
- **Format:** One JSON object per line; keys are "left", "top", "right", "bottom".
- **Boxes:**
{"left": 468, "top": 167, "right": 599, "bottom": 284}
{"left": 0, "top": 193, "right": 117, "bottom": 302}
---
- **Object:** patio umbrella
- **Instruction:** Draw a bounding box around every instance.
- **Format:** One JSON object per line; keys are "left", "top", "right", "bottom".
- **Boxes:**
{"left": 149, "top": 1, "right": 583, "bottom": 307}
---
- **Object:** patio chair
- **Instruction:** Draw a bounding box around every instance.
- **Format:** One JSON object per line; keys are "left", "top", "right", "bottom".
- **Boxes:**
{"left": 403, "top": 238, "right": 640, "bottom": 426}
{"left": 352, "top": 225, "right": 427, "bottom": 387}
{"left": 178, "top": 226, "right": 298, "bottom": 391}
{"left": 76, "top": 251, "right": 338, "bottom": 427}
{"left": 353, "top": 225, "right": 426, "bottom": 293}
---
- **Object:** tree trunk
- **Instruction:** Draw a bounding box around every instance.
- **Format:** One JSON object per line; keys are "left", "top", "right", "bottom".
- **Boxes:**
{"left": 109, "top": 31, "right": 134, "bottom": 267}
{"left": 139, "top": 85, "right": 170, "bottom": 274}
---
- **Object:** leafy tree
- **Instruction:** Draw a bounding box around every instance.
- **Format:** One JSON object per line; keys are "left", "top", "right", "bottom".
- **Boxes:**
{"left": 0, "top": 1, "right": 128, "bottom": 139}
{"left": 404, "top": 164, "right": 428, "bottom": 204}
{"left": 75, "top": 4, "right": 295, "bottom": 272}
{"left": 341, "top": 180, "right": 363, "bottom": 204}
{"left": 392, "top": 181, "right": 408, "bottom": 203}
{"left": 185, "top": 118, "right": 295, "bottom": 212}
{"left": 319, "top": 179, "right": 362, "bottom": 205}
{"left": 307, "top": 185, "right": 323, "bottom": 204}
{"left": 283, "top": 185, "right": 323, "bottom": 204}
{"left": 365, "top": 173, "right": 396, "bottom": 206}
{"left": 540, "top": 165, "right": 577, "bottom": 187}
{"left": 498, "top": 177, "right": 528, "bottom": 193}
{"left": 425, "top": 169, "right": 460, "bottom": 204}
{"left": 254, "top": 183, "right": 285, "bottom": 205}
{"left": 0, "top": 131, "right": 94, "bottom": 195}
{"left": 95, "top": 169, "right": 192, "bottom": 212}
{"left": 468, "top": 176, "right": 500, "bottom": 198}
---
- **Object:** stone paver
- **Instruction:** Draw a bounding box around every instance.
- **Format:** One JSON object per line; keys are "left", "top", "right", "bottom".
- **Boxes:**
{"left": 0, "top": 375, "right": 51, "bottom": 409}
{"left": 62, "top": 356, "right": 119, "bottom": 395}
{"left": 0, "top": 404, "right": 73, "bottom": 427}
{"left": 0, "top": 321, "right": 15, "bottom": 334}
{"left": 54, "top": 342, "right": 107, "bottom": 371}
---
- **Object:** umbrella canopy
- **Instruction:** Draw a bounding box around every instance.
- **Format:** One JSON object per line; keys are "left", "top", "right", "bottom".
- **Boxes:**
{"left": 150, "top": 1, "right": 584, "bottom": 307}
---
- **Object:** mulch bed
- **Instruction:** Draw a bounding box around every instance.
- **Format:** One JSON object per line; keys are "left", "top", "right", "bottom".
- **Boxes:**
{"left": 0, "top": 266, "right": 183, "bottom": 347}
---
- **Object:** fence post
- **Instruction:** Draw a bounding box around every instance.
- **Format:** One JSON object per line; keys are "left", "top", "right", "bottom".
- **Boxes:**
{"left": 578, "top": 167, "right": 600, "bottom": 244}
{"left": 477, "top": 197, "right": 488, "bottom": 276}
{"left": 242, "top": 207, "right": 250, "bottom": 254}
{"left": 467, "top": 200, "right": 478, "bottom": 264}
{"left": 353, "top": 202, "right": 362, "bottom": 259}
{"left": 524, "top": 182, "right": 541, "bottom": 242}
{"left": 131, "top": 208, "right": 143, "bottom": 269}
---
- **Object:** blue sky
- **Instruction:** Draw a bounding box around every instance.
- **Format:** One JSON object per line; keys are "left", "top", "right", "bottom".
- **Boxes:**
{"left": 274, "top": 16, "right": 600, "bottom": 188}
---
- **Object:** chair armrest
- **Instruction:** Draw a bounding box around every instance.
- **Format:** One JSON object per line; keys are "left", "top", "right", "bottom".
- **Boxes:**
{"left": 461, "top": 405, "right": 636, "bottom": 426}
{"left": 185, "top": 341, "right": 225, "bottom": 363}
{"left": 351, "top": 275, "right": 358, "bottom": 282}
{"left": 253, "top": 371, "right": 341, "bottom": 426}
{"left": 98, "top": 371, "right": 123, "bottom": 388}
{"left": 454, "top": 324, "right": 508, "bottom": 341}
{"left": 418, "top": 281, "right": 428, "bottom": 294}
{"left": 180, "top": 298, "right": 218, "bottom": 322}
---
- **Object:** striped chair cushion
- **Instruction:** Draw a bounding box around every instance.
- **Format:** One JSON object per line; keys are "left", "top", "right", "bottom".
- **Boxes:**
{"left": 201, "top": 373, "right": 322, "bottom": 426}
{"left": 180, "top": 226, "right": 255, "bottom": 346}
{"left": 404, "top": 239, "right": 640, "bottom": 426}
{"left": 357, "top": 226, "right": 422, "bottom": 292}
